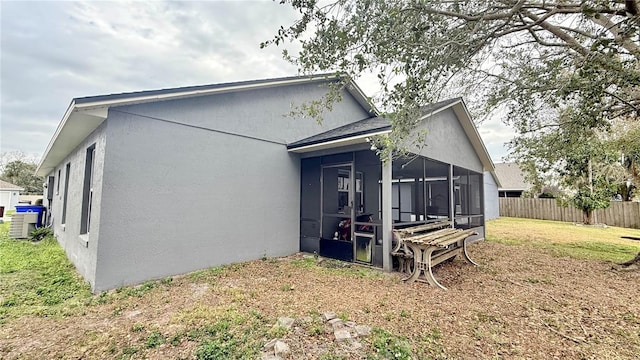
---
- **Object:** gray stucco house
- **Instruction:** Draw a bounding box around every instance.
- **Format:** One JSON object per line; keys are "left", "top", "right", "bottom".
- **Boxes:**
{"left": 36, "top": 74, "right": 496, "bottom": 292}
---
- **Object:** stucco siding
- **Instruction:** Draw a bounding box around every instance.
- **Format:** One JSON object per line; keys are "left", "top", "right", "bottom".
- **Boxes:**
{"left": 46, "top": 122, "right": 106, "bottom": 289}
{"left": 484, "top": 172, "right": 499, "bottom": 220}
{"left": 413, "top": 109, "right": 483, "bottom": 173}
{"left": 94, "top": 111, "right": 302, "bottom": 291}
{"left": 110, "top": 82, "right": 371, "bottom": 145}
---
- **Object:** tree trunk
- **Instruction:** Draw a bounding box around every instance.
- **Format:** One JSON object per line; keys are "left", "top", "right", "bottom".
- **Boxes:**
{"left": 583, "top": 209, "right": 594, "bottom": 225}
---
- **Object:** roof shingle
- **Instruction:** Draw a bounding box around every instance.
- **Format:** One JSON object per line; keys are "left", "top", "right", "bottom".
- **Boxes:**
{"left": 494, "top": 163, "right": 531, "bottom": 191}
{"left": 0, "top": 179, "right": 24, "bottom": 191}
{"left": 287, "top": 117, "right": 391, "bottom": 149}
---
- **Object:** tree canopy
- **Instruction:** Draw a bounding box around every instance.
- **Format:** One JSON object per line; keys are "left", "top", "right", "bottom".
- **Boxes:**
{"left": 266, "top": 0, "right": 639, "bottom": 149}
{"left": 0, "top": 159, "right": 43, "bottom": 195}
{"left": 267, "top": 0, "right": 639, "bottom": 222}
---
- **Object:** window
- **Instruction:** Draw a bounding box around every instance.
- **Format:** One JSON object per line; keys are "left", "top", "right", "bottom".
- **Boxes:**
{"left": 56, "top": 169, "right": 61, "bottom": 195}
{"left": 62, "top": 163, "right": 71, "bottom": 224}
{"left": 80, "top": 144, "right": 96, "bottom": 234}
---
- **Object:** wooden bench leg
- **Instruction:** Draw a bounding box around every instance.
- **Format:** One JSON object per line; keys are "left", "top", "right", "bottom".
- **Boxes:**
{"left": 462, "top": 238, "right": 479, "bottom": 267}
{"left": 403, "top": 245, "right": 423, "bottom": 283}
{"left": 424, "top": 247, "right": 447, "bottom": 290}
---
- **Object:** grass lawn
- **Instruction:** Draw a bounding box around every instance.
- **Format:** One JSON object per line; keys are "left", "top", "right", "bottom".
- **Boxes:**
{"left": 487, "top": 217, "right": 640, "bottom": 263}
{"left": 1, "top": 218, "right": 639, "bottom": 359}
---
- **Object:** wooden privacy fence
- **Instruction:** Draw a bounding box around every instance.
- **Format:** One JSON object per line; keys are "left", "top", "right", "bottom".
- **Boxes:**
{"left": 499, "top": 198, "right": 640, "bottom": 229}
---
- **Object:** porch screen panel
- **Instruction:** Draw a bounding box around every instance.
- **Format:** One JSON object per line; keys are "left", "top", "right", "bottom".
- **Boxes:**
{"left": 453, "top": 166, "right": 469, "bottom": 228}
{"left": 453, "top": 167, "right": 483, "bottom": 228}
{"left": 391, "top": 157, "right": 425, "bottom": 223}
{"left": 424, "top": 159, "right": 450, "bottom": 220}
{"left": 468, "top": 171, "right": 483, "bottom": 227}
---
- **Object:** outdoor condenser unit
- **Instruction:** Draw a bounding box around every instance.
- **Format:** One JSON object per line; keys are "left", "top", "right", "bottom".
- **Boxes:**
{"left": 8, "top": 213, "right": 39, "bottom": 239}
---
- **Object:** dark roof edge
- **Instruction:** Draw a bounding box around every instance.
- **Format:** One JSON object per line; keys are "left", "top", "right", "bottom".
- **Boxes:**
{"left": 74, "top": 72, "right": 342, "bottom": 104}
{"left": 287, "top": 123, "right": 391, "bottom": 149}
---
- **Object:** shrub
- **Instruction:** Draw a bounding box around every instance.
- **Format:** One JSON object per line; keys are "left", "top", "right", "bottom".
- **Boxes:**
{"left": 30, "top": 227, "right": 53, "bottom": 242}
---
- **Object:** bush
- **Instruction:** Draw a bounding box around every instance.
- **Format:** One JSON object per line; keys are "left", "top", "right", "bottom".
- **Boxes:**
{"left": 30, "top": 227, "right": 53, "bottom": 242}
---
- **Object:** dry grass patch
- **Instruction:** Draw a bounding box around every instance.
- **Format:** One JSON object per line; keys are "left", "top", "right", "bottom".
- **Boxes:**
{"left": 1, "top": 218, "right": 640, "bottom": 359}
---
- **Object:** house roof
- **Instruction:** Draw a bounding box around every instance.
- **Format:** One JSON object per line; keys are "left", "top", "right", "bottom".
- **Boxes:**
{"left": 287, "top": 116, "right": 391, "bottom": 152}
{"left": 419, "top": 98, "right": 462, "bottom": 113}
{"left": 494, "top": 162, "right": 531, "bottom": 191}
{"left": 36, "top": 73, "right": 374, "bottom": 176}
{"left": 288, "top": 97, "right": 495, "bottom": 173}
{"left": 0, "top": 179, "right": 24, "bottom": 191}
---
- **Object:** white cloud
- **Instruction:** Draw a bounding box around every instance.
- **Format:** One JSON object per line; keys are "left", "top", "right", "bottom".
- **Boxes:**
{"left": 0, "top": 1, "right": 300, "bottom": 156}
{"left": 0, "top": 0, "right": 512, "bottom": 162}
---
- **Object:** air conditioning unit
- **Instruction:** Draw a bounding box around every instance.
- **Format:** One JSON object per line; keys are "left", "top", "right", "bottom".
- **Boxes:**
{"left": 9, "top": 213, "right": 39, "bottom": 239}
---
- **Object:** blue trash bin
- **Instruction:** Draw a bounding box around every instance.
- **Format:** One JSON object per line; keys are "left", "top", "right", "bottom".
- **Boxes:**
{"left": 15, "top": 205, "right": 45, "bottom": 228}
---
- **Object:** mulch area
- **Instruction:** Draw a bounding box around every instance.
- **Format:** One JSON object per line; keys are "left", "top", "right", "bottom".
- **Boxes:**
{"left": 1, "top": 241, "right": 639, "bottom": 359}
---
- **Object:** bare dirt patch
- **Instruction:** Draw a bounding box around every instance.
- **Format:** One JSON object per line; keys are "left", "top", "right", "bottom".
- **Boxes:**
{"left": 1, "top": 241, "right": 639, "bottom": 359}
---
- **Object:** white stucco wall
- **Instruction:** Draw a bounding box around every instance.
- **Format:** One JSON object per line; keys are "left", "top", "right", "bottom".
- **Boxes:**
{"left": 0, "top": 190, "right": 21, "bottom": 212}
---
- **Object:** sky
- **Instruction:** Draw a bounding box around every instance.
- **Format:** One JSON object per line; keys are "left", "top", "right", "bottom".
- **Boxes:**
{"left": 0, "top": 0, "right": 515, "bottom": 163}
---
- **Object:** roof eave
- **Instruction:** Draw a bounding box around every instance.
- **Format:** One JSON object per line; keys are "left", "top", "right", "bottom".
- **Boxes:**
{"left": 288, "top": 130, "right": 390, "bottom": 153}
{"left": 36, "top": 74, "right": 360, "bottom": 177}
{"left": 36, "top": 104, "right": 109, "bottom": 177}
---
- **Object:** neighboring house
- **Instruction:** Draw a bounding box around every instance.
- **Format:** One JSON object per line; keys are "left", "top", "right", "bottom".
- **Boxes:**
{"left": 494, "top": 162, "right": 531, "bottom": 197}
{"left": 483, "top": 171, "right": 501, "bottom": 220}
{"left": 36, "top": 74, "right": 496, "bottom": 292}
{"left": 0, "top": 180, "right": 24, "bottom": 213}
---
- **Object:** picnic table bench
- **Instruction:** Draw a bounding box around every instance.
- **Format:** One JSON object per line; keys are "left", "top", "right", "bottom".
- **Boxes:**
{"left": 391, "top": 221, "right": 479, "bottom": 290}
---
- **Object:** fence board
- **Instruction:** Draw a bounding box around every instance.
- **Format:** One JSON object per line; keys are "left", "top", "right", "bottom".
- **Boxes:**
{"left": 498, "top": 198, "right": 640, "bottom": 229}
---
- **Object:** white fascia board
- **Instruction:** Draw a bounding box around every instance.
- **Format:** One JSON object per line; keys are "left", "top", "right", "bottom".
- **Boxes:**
{"left": 36, "top": 100, "right": 77, "bottom": 176}
{"left": 417, "top": 99, "right": 463, "bottom": 121}
{"left": 345, "top": 81, "right": 378, "bottom": 115}
{"left": 36, "top": 105, "right": 108, "bottom": 177}
{"left": 288, "top": 130, "right": 391, "bottom": 153}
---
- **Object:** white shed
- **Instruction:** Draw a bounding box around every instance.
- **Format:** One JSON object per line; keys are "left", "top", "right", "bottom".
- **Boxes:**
{"left": 0, "top": 179, "right": 24, "bottom": 214}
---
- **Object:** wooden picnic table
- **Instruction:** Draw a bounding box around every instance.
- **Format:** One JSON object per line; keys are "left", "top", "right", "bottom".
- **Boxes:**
{"left": 391, "top": 221, "right": 479, "bottom": 290}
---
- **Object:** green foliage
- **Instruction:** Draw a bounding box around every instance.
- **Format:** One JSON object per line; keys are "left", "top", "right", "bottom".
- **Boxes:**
{"left": 512, "top": 109, "right": 621, "bottom": 223}
{"left": 180, "top": 307, "right": 268, "bottom": 359}
{"left": 114, "top": 281, "right": 158, "bottom": 298}
{"left": 368, "top": 328, "right": 414, "bottom": 360}
{"left": 319, "top": 350, "right": 347, "bottom": 360}
{"left": 29, "top": 227, "right": 53, "bottom": 242}
{"left": 145, "top": 330, "right": 165, "bottom": 348}
{"left": 570, "top": 185, "right": 616, "bottom": 218}
{"left": 269, "top": 0, "right": 639, "bottom": 175}
{"left": 0, "top": 159, "right": 44, "bottom": 194}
